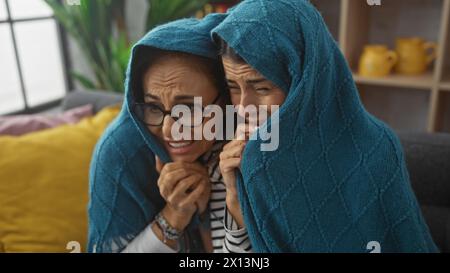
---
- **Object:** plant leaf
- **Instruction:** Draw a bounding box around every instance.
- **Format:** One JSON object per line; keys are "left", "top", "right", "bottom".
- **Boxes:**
{"left": 70, "top": 71, "right": 97, "bottom": 90}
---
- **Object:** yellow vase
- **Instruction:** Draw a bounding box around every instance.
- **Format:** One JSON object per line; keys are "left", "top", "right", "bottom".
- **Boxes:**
{"left": 358, "top": 45, "right": 398, "bottom": 78}
{"left": 395, "top": 37, "right": 437, "bottom": 75}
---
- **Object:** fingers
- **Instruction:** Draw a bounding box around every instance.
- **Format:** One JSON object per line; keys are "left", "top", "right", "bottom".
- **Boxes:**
{"left": 167, "top": 174, "right": 202, "bottom": 206}
{"left": 220, "top": 140, "right": 246, "bottom": 160}
{"left": 158, "top": 168, "right": 191, "bottom": 198}
{"left": 155, "top": 156, "right": 164, "bottom": 174}
{"left": 157, "top": 159, "right": 210, "bottom": 206}
{"left": 181, "top": 181, "right": 207, "bottom": 209}
{"left": 219, "top": 158, "right": 242, "bottom": 173}
{"left": 172, "top": 174, "right": 202, "bottom": 197}
{"left": 160, "top": 161, "right": 207, "bottom": 177}
{"left": 220, "top": 141, "right": 244, "bottom": 191}
{"left": 222, "top": 140, "right": 246, "bottom": 153}
{"left": 166, "top": 176, "right": 209, "bottom": 214}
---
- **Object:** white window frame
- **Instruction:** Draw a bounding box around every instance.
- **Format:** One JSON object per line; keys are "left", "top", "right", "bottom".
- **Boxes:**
{"left": 0, "top": 0, "right": 70, "bottom": 115}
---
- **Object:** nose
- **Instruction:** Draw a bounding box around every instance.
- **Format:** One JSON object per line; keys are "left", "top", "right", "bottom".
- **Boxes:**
{"left": 161, "top": 115, "right": 175, "bottom": 139}
{"left": 237, "top": 90, "right": 256, "bottom": 118}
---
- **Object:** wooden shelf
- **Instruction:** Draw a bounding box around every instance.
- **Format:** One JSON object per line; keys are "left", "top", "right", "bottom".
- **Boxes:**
{"left": 353, "top": 72, "right": 434, "bottom": 90}
{"left": 311, "top": 0, "right": 450, "bottom": 132}
{"left": 333, "top": 0, "right": 450, "bottom": 132}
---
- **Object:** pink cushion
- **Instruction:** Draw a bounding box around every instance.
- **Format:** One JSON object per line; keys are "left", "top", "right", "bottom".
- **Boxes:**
{"left": 0, "top": 104, "right": 94, "bottom": 136}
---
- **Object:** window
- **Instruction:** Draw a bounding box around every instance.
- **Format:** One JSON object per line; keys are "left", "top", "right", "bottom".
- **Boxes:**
{"left": 0, "top": 0, "right": 68, "bottom": 115}
{"left": 0, "top": 1, "right": 7, "bottom": 20}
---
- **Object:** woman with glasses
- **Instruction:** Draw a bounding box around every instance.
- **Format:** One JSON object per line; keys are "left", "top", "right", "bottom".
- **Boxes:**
{"left": 88, "top": 14, "right": 251, "bottom": 253}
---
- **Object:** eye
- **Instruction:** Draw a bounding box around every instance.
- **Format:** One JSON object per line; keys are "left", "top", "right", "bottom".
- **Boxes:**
{"left": 149, "top": 107, "right": 160, "bottom": 113}
{"left": 255, "top": 87, "right": 271, "bottom": 94}
{"left": 146, "top": 104, "right": 162, "bottom": 113}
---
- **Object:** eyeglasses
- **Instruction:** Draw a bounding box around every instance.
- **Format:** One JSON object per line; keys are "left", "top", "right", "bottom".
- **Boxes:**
{"left": 133, "top": 93, "right": 221, "bottom": 127}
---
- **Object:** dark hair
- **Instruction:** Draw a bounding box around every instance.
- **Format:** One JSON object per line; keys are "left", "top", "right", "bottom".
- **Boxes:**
{"left": 217, "top": 38, "right": 245, "bottom": 64}
{"left": 132, "top": 47, "right": 229, "bottom": 103}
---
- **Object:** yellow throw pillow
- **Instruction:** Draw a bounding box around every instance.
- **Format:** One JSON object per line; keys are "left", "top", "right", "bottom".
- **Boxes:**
{"left": 0, "top": 105, "right": 120, "bottom": 253}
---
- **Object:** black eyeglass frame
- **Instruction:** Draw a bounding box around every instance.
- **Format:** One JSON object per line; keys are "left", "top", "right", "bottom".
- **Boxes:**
{"left": 133, "top": 93, "right": 222, "bottom": 127}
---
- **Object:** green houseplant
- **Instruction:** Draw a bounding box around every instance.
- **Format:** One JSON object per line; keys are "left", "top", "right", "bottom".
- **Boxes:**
{"left": 45, "top": 0, "right": 209, "bottom": 93}
{"left": 45, "top": 0, "right": 129, "bottom": 92}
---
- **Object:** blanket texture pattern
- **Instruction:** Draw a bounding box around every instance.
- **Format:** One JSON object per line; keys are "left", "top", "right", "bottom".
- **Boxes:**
{"left": 212, "top": 0, "right": 438, "bottom": 253}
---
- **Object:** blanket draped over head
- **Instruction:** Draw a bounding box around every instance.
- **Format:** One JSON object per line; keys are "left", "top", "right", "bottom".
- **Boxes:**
{"left": 87, "top": 13, "right": 226, "bottom": 253}
{"left": 212, "top": 0, "right": 438, "bottom": 253}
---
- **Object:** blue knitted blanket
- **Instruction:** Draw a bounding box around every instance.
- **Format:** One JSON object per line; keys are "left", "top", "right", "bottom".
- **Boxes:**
{"left": 212, "top": 0, "right": 438, "bottom": 253}
{"left": 87, "top": 13, "right": 226, "bottom": 252}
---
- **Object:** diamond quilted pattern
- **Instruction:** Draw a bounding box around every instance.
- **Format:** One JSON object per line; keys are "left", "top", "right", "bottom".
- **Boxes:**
{"left": 213, "top": 0, "right": 438, "bottom": 252}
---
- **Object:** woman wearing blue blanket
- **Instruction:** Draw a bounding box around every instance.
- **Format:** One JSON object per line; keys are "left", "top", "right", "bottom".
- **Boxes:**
{"left": 214, "top": 0, "right": 438, "bottom": 252}
{"left": 88, "top": 14, "right": 253, "bottom": 253}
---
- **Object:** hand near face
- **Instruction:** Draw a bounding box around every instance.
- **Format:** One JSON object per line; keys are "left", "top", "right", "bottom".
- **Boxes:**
{"left": 219, "top": 140, "right": 246, "bottom": 195}
{"left": 155, "top": 157, "right": 211, "bottom": 231}
{"left": 219, "top": 124, "right": 248, "bottom": 228}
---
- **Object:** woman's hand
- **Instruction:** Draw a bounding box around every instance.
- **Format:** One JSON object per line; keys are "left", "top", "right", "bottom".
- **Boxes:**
{"left": 219, "top": 140, "right": 246, "bottom": 196}
{"left": 219, "top": 139, "right": 246, "bottom": 228}
{"left": 155, "top": 157, "right": 211, "bottom": 232}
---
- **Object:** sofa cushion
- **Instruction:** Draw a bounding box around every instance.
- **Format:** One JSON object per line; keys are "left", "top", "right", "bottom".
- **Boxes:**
{"left": 0, "top": 104, "right": 94, "bottom": 136}
{"left": 0, "top": 105, "right": 120, "bottom": 253}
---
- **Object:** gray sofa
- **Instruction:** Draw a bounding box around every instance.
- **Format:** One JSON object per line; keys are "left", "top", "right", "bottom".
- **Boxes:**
{"left": 62, "top": 90, "right": 450, "bottom": 252}
{"left": 62, "top": 90, "right": 123, "bottom": 114}
{"left": 397, "top": 132, "right": 450, "bottom": 252}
